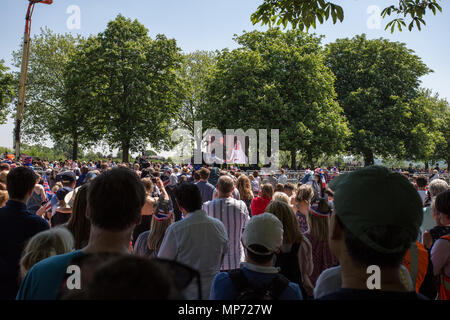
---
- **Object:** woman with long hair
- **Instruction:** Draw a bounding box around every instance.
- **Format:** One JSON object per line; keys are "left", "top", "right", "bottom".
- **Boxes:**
{"left": 305, "top": 198, "right": 338, "bottom": 290}
{"left": 294, "top": 184, "right": 314, "bottom": 234}
{"left": 265, "top": 200, "right": 314, "bottom": 299}
{"left": 134, "top": 200, "right": 174, "bottom": 258}
{"left": 65, "top": 183, "right": 90, "bottom": 249}
{"left": 236, "top": 175, "right": 254, "bottom": 216}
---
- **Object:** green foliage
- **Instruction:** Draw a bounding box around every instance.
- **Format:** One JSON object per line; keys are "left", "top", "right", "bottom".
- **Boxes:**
{"left": 178, "top": 50, "right": 217, "bottom": 132}
{"left": 202, "top": 29, "right": 350, "bottom": 167}
{"left": 325, "top": 34, "right": 432, "bottom": 165}
{"left": 251, "top": 0, "right": 442, "bottom": 33}
{"left": 0, "top": 60, "right": 15, "bottom": 124}
{"left": 11, "top": 28, "right": 88, "bottom": 158}
{"left": 69, "top": 15, "right": 184, "bottom": 161}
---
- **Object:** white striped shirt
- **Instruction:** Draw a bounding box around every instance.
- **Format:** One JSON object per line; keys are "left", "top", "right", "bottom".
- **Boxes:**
{"left": 203, "top": 197, "right": 250, "bottom": 271}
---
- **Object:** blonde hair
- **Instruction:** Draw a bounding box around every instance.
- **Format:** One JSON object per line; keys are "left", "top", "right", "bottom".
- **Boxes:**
{"left": 266, "top": 201, "right": 304, "bottom": 244}
{"left": 52, "top": 182, "right": 63, "bottom": 194}
{"left": 0, "top": 190, "right": 8, "bottom": 207}
{"left": 147, "top": 217, "right": 173, "bottom": 251}
{"left": 307, "top": 199, "right": 332, "bottom": 242}
{"left": 141, "top": 178, "right": 154, "bottom": 194}
{"left": 272, "top": 192, "right": 290, "bottom": 204}
{"left": 0, "top": 171, "right": 8, "bottom": 184}
{"left": 295, "top": 184, "right": 314, "bottom": 203}
{"left": 236, "top": 175, "right": 253, "bottom": 201}
{"left": 20, "top": 227, "right": 74, "bottom": 279}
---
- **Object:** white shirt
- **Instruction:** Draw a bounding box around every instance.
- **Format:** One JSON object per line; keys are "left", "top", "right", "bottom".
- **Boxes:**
{"left": 203, "top": 198, "right": 250, "bottom": 271}
{"left": 278, "top": 174, "right": 288, "bottom": 185}
{"left": 158, "top": 209, "right": 229, "bottom": 300}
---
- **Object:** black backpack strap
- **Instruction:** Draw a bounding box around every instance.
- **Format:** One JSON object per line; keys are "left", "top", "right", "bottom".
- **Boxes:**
{"left": 228, "top": 269, "right": 251, "bottom": 294}
{"left": 267, "top": 273, "right": 290, "bottom": 299}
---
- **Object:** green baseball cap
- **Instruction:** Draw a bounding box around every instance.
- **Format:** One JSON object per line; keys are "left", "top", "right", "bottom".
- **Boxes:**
{"left": 329, "top": 166, "right": 422, "bottom": 254}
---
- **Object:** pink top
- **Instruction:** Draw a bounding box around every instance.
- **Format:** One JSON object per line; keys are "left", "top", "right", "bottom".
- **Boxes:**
{"left": 431, "top": 238, "right": 450, "bottom": 277}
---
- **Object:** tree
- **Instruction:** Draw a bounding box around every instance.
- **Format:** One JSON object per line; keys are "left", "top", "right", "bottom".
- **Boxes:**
{"left": 432, "top": 98, "right": 450, "bottom": 168}
{"left": 72, "top": 15, "right": 184, "bottom": 162}
{"left": 325, "top": 34, "right": 432, "bottom": 165}
{"left": 11, "top": 28, "right": 94, "bottom": 159}
{"left": 202, "top": 29, "right": 350, "bottom": 169}
{"left": 251, "top": 0, "right": 443, "bottom": 33}
{"left": 0, "top": 60, "right": 15, "bottom": 125}
{"left": 177, "top": 50, "right": 217, "bottom": 133}
{"left": 402, "top": 89, "right": 446, "bottom": 168}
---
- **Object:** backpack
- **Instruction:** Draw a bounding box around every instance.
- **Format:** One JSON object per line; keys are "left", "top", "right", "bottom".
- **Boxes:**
{"left": 228, "top": 269, "right": 289, "bottom": 300}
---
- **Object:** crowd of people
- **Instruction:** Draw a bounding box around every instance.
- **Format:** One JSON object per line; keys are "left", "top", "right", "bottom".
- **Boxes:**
{"left": 0, "top": 157, "right": 449, "bottom": 300}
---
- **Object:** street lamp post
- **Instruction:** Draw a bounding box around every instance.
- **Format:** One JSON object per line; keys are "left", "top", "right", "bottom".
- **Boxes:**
{"left": 14, "top": 0, "right": 53, "bottom": 159}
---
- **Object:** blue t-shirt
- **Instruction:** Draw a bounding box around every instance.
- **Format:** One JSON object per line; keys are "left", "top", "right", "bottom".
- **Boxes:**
{"left": 16, "top": 250, "right": 83, "bottom": 300}
{"left": 210, "top": 265, "right": 303, "bottom": 300}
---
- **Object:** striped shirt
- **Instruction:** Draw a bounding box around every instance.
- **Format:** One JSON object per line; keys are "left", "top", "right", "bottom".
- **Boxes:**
{"left": 203, "top": 197, "right": 250, "bottom": 271}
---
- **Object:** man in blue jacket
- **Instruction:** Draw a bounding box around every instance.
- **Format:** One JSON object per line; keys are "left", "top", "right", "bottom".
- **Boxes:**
{"left": 0, "top": 167, "right": 49, "bottom": 299}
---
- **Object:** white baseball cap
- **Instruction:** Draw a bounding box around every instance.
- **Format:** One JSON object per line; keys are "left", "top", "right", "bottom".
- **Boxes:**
{"left": 242, "top": 213, "right": 283, "bottom": 255}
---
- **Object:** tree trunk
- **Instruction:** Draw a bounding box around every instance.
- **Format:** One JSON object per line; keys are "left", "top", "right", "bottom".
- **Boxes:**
{"left": 122, "top": 142, "right": 130, "bottom": 163}
{"left": 291, "top": 149, "right": 296, "bottom": 170}
{"left": 72, "top": 136, "right": 78, "bottom": 161}
{"left": 363, "top": 150, "right": 374, "bottom": 167}
{"left": 424, "top": 161, "right": 429, "bottom": 171}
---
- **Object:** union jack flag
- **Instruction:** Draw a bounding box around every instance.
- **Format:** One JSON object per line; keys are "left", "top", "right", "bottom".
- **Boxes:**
{"left": 187, "top": 163, "right": 193, "bottom": 170}
{"left": 43, "top": 175, "right": 52, "bottom": 201}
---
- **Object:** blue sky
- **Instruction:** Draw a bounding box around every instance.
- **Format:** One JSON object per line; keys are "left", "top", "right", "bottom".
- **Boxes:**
{"left": 1, "top": 0, "right": 449, "bottom": 151}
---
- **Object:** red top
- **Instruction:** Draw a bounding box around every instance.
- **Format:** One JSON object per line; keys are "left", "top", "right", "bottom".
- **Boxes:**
{"left": 251, "top": 197, "right": 272, "bottom": 216}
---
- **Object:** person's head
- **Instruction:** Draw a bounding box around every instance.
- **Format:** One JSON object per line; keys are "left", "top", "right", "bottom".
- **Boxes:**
{"left": 83, "top": 255, "right": 177, "bottom": 300}
{"left": 193, "top": 171, "right": 200, "bottom": 181}
{"left": 180, "top": 175, "right": 188, "bottom": 183}
{"left": 217, "top": 175, "right": 234, "bottom": 197}
{"left": 307, "top": 198, "right": 333, "bottom": 242}
{"left": 415, "top": 175, "right": 427, "bottom": 190}
{"left": 0, "top": 170, "right": 8, "bottom": 184}
{"left": 435, "top": 189, "right": 450, "bottom": 225}
{"left": 141, "top": 178, "right": 154, "bottom": 195}
{"left": 428, "top": 179, "right": 448, "bottom": 198}
{"left": 280, "top": 169, "right": 285, "bottom": 174}
{"left": 265, "top": 201, "right": 303, "bottom": 245}
{"left": 58, "top": 171, "right": 77, "bottom": 189}
{"left": 174, "top": 183, "right": 202, "bottom": 215}
{"left": 295, "top": 184, "right": 314, "bottom": 204}
{"left": 236, "top": 175, "right": 253, "bottom": 201}
{"left": 242, "top": 213, "right": 283, "bottom": 265}
{"left": 272, "top": 192, "right": 290, "bottom": 204}
{"left": 253, "top": 170, "right": 259, "bottom": 178}
{"left": 20, "top": 227, "right": 74, "bottom": 279}
{"left": 0, "top": 163, "right": 10, "bottom": 172}
{"left": 87, "top": 168, "right": 146, "bottom": 232}
{"left": 274, "top": 183, "right": 284, "bottom": 193}
{"left": 34, "top": 173, "right": 41, "bottom": 184}
{"left": 0, "top": 189, "right": 9, "bottom": 207}
{"left": 261, "top": 183, "right": 274, "bottom": 199}
{"left": 133, "top": 163, "right": 140, "bottom": 171}
{"left": 248, "top": 174, "right": 254, "bottom": 181}
{"left": 80, "top": 167, "right": 89, "bottom": 175}
{"left": 56, "top": 186, "right": 72, "bottom": 209}
{"left": 66, "top": 184, "right": 91, "bottom": 249}
{"left": 328, "top": 166, "right": 423, "bottom": 270}
{"left": 6, "top": 167, "right": 37, "bottom": 202}
{"left": 147, "top": 205, "right": 174, "bottom": 251}
{"left": 283, "top": 183, "right": 295, "bottom": 197}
